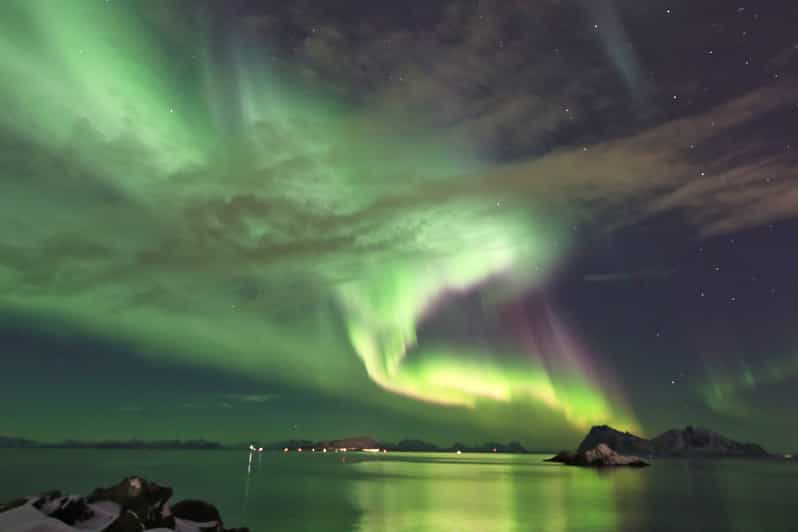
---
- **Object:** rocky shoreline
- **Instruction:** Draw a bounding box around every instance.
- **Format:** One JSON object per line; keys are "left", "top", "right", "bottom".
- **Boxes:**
{"left": 0, "top": 476, "right": 247, "bottom": 532}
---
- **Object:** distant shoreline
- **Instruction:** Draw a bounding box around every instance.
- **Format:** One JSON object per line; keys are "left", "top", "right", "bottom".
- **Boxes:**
{"left": 1, "top": 447, "right": 793, "bottom": 461}
{"left": 0, "top": 435, "right": 546, "bottom": 453}
{"left": 2, "top": 428, "right": 792, "bottom": 457}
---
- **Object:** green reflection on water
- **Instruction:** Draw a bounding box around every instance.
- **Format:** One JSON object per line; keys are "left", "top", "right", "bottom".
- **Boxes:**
{"left": 349, "top": 454, "right": 632, "bottom": 532}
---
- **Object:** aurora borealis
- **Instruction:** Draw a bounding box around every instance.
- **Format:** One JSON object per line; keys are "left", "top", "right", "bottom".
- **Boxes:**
{"left": 2, "top": 0, "right": 798, "bottom": 450}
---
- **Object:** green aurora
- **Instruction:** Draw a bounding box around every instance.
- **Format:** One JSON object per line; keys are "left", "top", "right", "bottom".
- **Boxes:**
{"left": 2, "top": 1, "right": 796, "bottom": 448}
{"left": 0, "top": 1, "right": 640, "bottom": 442}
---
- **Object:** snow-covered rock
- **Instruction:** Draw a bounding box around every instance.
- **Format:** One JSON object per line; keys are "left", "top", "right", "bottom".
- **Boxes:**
{"left": 546, "top": 443, "right": 650, "bottom": 467}
{"left": 0, "top": 477, "right": 249, "bottom": 532}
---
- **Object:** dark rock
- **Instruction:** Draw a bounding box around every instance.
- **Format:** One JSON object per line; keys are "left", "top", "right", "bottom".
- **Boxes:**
{"left": 0, "top": 497, "right": 28, "bottom": 513}
{"left": 51, "top": 497, "right": 94, "bottom": 525}
{"left": 583, "top": 444, "right": 650, "bottom": 467}
{"left": 172, "top": 499, "right": 222, "bottom": 524}
{"left": 32, "top": 490, "right": 62, "bottom": 510}
{"left": 1, "top": 476, "right": 247, "bottom": 531}
{"left": 104, "top": 509, "right": 144, "bottom": 532}
{"left": 547, "top": 444, "right": 650, "bottom": 467}
{"left": 149, "top": 512, "right": 176, "bottom": 529}
{"left": 544, "top": 451, "right": 578, "bottom": 463}
{"left": 87, "top": 476, "right": 172, "bottom": 528}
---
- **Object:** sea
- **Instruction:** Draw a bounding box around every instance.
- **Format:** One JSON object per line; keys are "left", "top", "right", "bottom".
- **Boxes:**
{"left": 0, "top": 449, "right": 795, "bottom": 531}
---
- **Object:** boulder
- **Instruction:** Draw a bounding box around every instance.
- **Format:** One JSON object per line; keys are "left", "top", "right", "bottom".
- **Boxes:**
{"left": 547, "top": 443, "right": 650, "bottom": 467}
{"left": 104, "top": 509, "right": 144, "bottom": 532}
{"left": 584, "top": 443, "right": 650, "bottom": 466}
{"left": 0, "top": 476, "right": 249, "bottom": 531}
{"left": 171, "top": 499, "right": 221, "bottom": 524}
{"left": 88, "top": 476, "right": 172, "bottom": 528}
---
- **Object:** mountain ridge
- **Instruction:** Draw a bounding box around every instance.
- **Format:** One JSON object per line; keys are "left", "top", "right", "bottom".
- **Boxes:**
{"left": 577, "top": 425, "right": 769, "bottom": 457}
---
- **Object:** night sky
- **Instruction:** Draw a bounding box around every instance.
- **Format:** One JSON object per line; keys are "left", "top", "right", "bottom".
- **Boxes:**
{"left": 1, "top": 0, "right": 797, "bottom": 451}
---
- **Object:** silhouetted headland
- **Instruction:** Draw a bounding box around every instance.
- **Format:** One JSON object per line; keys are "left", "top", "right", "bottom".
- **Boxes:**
{"left": 547, "top": 424, "right": 771, "bottom": 467}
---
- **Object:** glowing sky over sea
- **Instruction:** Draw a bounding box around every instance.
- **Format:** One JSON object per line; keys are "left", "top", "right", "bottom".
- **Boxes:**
{"left": 1, "top": 0, "right": 797, "bottom": 450}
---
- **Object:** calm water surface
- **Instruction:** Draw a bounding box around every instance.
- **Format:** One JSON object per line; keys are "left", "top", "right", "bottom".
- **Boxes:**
{"left": 0, "top": 450, "right": 796, "bottom": 531}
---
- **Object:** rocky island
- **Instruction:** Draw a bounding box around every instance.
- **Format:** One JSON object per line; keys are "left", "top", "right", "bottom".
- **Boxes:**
{"left": 547, "top": 425, "right": 770, "bottom": 467}
{"left": 0, "top": 476, "right": 247, "bottom": 532}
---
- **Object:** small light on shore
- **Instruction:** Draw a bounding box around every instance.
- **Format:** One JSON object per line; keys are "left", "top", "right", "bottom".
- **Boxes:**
{"left": 297, "top": 448, "right": 303, "bottom": 452}
{"left": 283, "top": 447, "right": 289, "bottom": 453}
{"left": 456, "top": 450, "right": 462, "bottom": 455}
